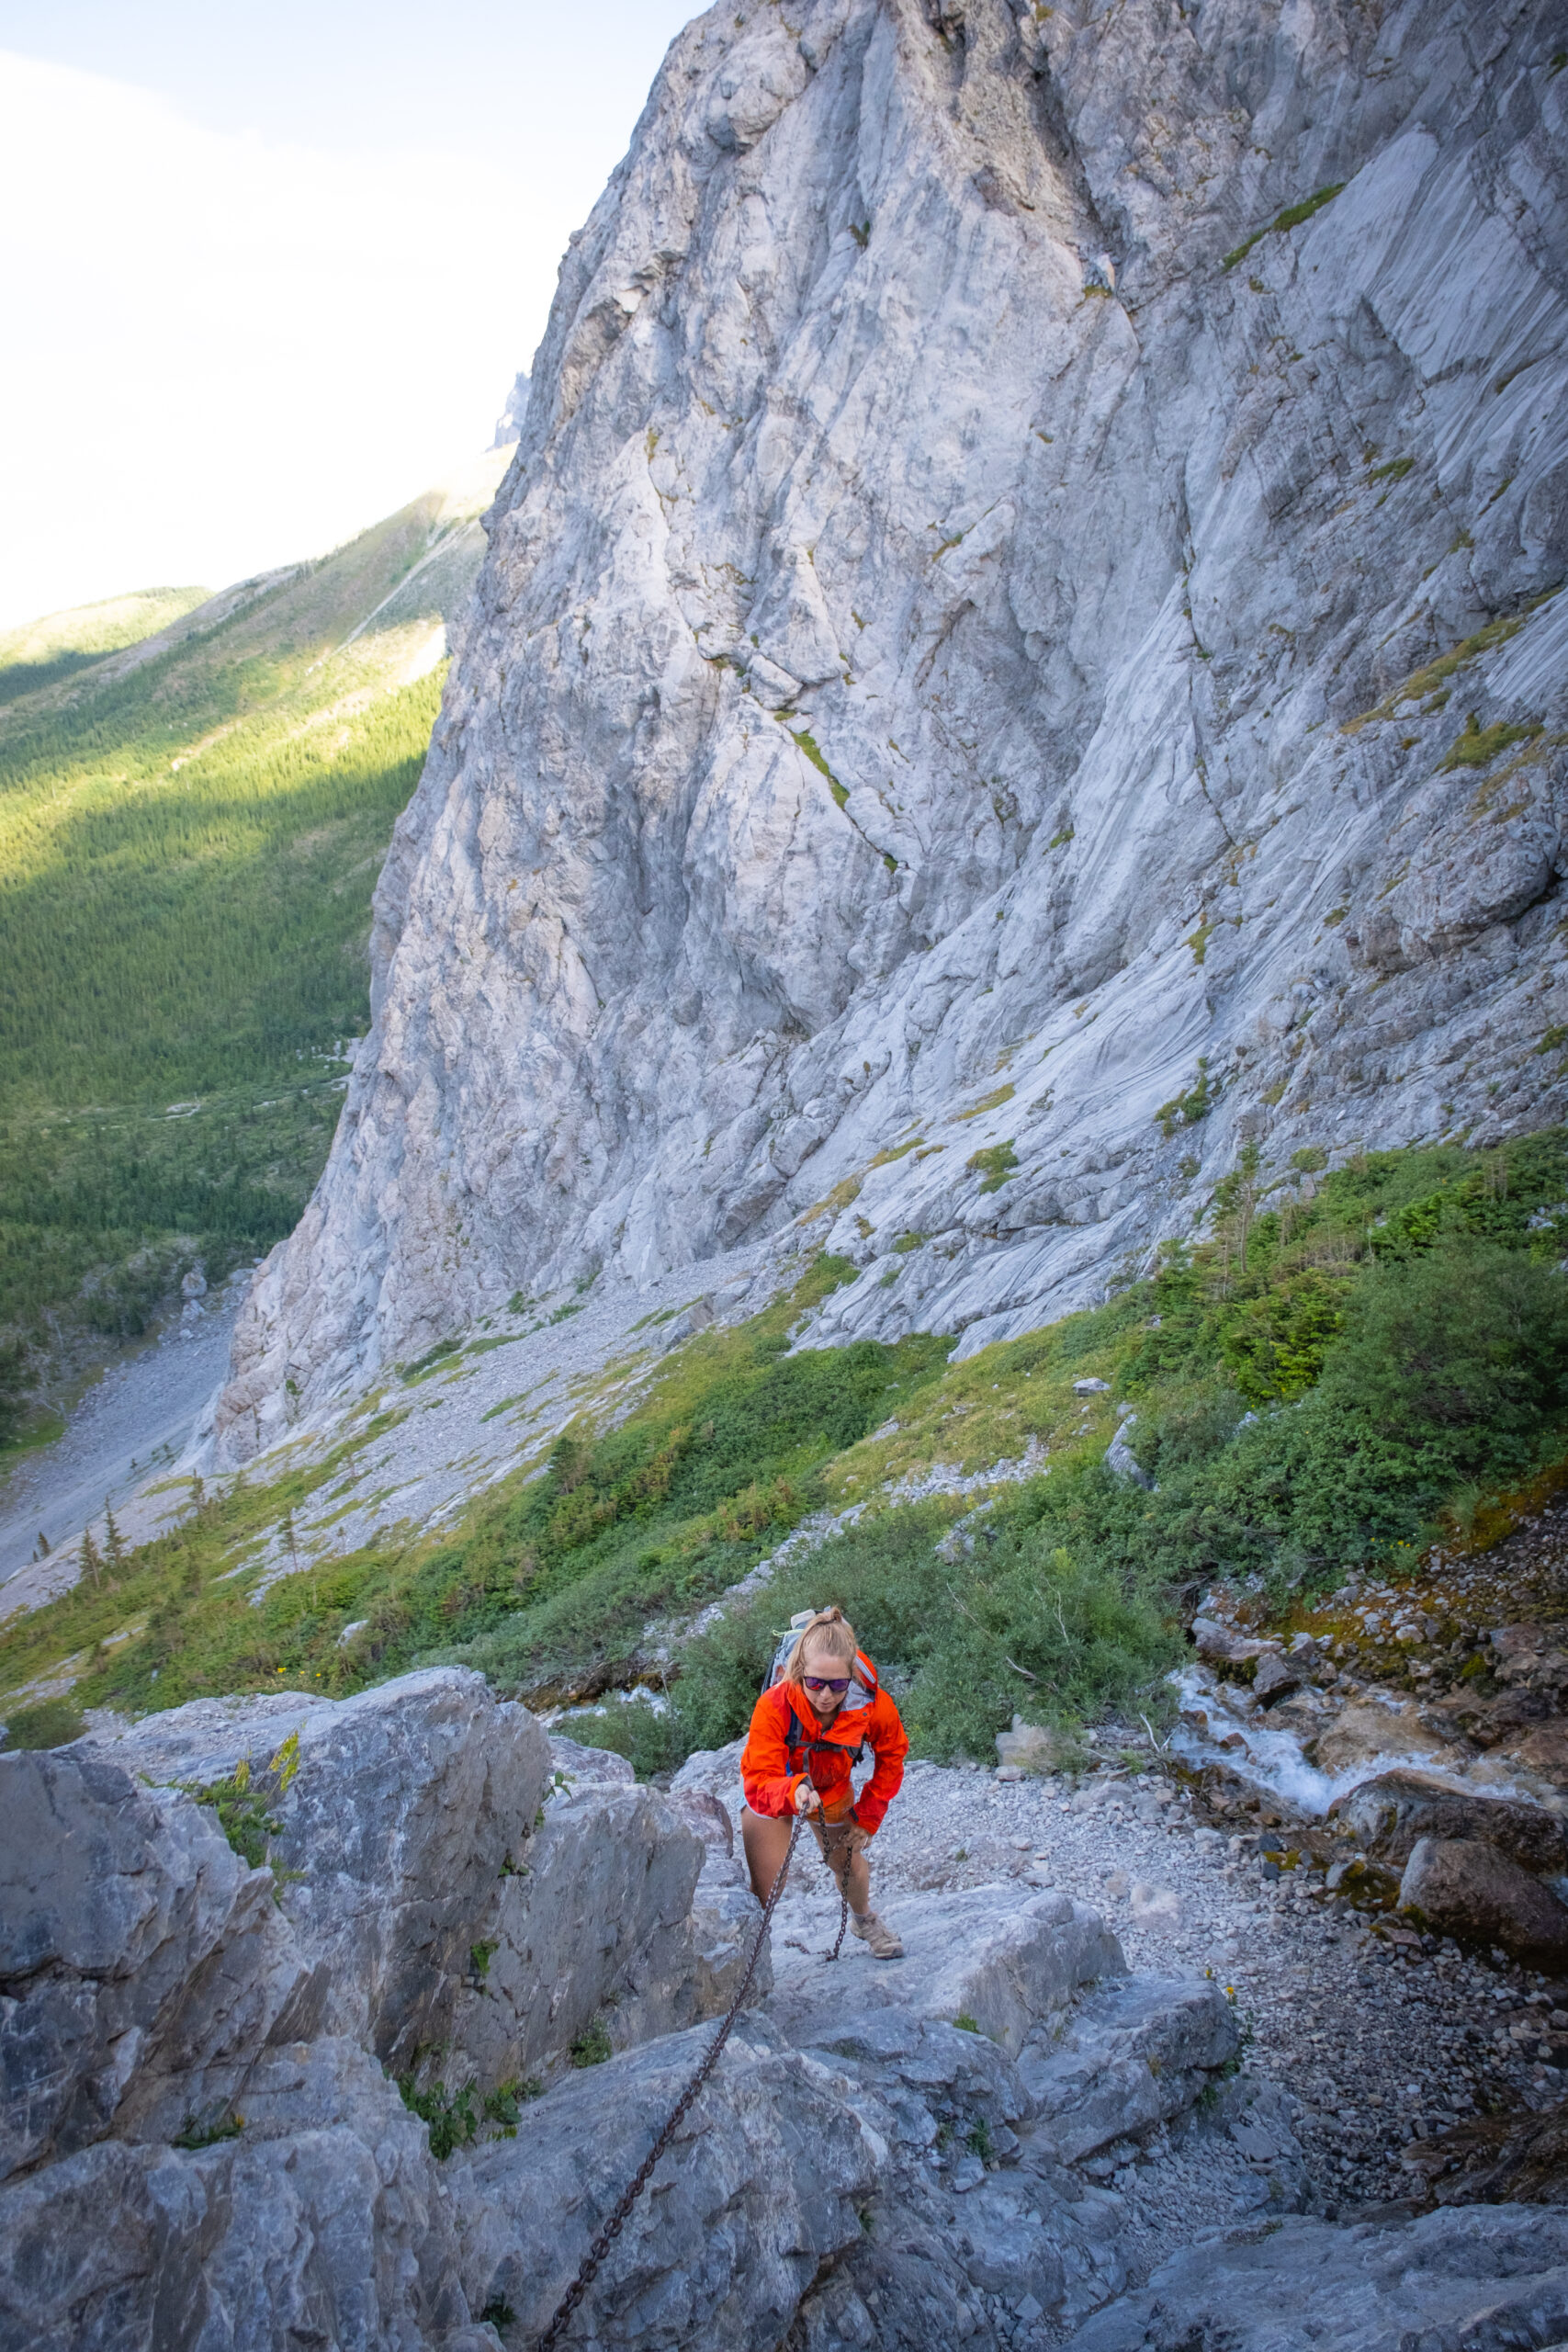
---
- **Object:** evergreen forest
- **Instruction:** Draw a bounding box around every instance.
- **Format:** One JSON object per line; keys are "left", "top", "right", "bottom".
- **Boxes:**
{"left": 0, "top": 459, "right": 503, "bottom": 1446}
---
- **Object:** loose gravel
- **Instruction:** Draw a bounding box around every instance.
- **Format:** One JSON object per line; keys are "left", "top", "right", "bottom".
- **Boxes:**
{"left": 675, "top": 1734, "right": 1563, "bottom": 2285}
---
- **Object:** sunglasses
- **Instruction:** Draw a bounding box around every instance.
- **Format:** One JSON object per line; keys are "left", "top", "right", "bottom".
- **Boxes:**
{"left": 802, "top": 1674, "right": 852, "bottom": 1693}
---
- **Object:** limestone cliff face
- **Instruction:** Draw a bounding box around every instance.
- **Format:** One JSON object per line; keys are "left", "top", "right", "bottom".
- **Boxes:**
{"left": 218, "top": 0, "right": 1568, "bottom": 1459}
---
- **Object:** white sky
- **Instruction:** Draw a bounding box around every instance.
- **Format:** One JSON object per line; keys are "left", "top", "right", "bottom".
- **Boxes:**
{"left": 0, "top": 1, "right": 697, "bottom": 628}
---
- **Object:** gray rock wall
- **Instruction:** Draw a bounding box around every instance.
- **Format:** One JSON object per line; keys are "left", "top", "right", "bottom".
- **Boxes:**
{"left": 217, "top": 0, "right": 1568, "bottom": 1453}
{"left": 0, "top": 1676, "right": 777, "bottom": 2350}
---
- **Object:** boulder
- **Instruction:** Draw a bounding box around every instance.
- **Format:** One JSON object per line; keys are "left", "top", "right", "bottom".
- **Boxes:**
{"left": 1190, "top": 1620, "right": 1276, "bottom": 1668}
{"left": 767, "top": 1886, "right": 1124, "bottom": 2059}
{"left": 1065, "top": 2203, "right": 1568, "bottom": 2352}
{"left": 0, "top": 1748, "right": 316, "bottom": 2177}
{"left": 1501, "top": 1720, "right": 1568, "bottom": 1792}
{"left": 0, "top": 2040, "right": 469, "bottom": 2352}
{"left": 1105, "top": 1419, "right": 1154, "bottom": 1490}
{"left": 547, "top": 1733, "right": 637, "bottom": 1784}
{"left": 74, "top": 1668, "right": 552, "bottom": 2073}
{"left": 1, "top": 1671, "right": 791, "bottom": 2352}
{"left": 1250, "top": 1653, "right": 1302, "bottom": 1705}
{"left": 456, "top": 2016, "right": 876, "bottom": 2352}
{"left": 1330, "top": 1768, "right": 1567, "bottom": 1871}
{"left": 454, "top": 1781, "right": 767, "bottom": 2087}
{"left": 1313, "top": 1701, "right": 1452, "bottom": 1777}
{"left": 1398, "top": 1836, "right": 1568, "bottom": 1965}
{"left": 1126, "top": 1883, "right": 1184, "bottom": 1934}
{"left": 1017, "top": 1976, "right": 1239, "bottom": 2164}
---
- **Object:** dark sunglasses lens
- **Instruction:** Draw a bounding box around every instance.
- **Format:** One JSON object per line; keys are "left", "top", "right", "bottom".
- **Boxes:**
{"left": 805, "top": 1675, "right": 851, "bottom": 1691}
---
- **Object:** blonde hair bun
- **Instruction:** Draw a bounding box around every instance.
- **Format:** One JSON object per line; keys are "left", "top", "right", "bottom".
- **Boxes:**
{"left": 784, "top": 1604, "right": 858, "bottom": 1684}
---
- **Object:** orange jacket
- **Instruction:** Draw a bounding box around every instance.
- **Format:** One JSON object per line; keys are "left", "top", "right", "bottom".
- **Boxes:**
{"left": 740, "top": 1673, "right": 909, "bottom": 1835}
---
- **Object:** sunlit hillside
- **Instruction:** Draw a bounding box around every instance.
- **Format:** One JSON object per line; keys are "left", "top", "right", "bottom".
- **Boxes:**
{"left": 0, "top": 588, "right": 211, "bottom": 707}
{"left": 0, "top": 445, "right": 512, "bottom": 1439}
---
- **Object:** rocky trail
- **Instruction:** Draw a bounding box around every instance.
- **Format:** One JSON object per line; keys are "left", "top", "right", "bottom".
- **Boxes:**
{"left": 675, "top": 1731, "right": 1565, "bottom": 2327}
{"left": 7, "top": 1640, "right": 1567, "bottom": 2352}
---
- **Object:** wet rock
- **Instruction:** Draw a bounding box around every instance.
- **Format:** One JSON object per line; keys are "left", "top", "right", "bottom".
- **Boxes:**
{"left": 456, "top": 2017, "right": 876, "bottom": 2352}
{"left": 1250, "top": 1654, "right": 1302, "bottom": 1706}
{"left": 1313, "top": 1701, "right": 1452, "bottom": 1778}
{"left": 1190, "top": 1620, "right": 1275, "bottom": 1669}
{"left": 1330, "top": 1769, "right": 1567, "bottom": 1872}
{"left": 1398, "top": 1835, "right": 1568, "bottom": 1967}
{"left": 1506, "top": 1720, "right": 1568, "bottom": 1791}
{"left": 1017, "top": 1977, "right": 1238, "bottom": 2164}
{"left": 1066, "top": 2204, "right": 1568, "bottom": 2352}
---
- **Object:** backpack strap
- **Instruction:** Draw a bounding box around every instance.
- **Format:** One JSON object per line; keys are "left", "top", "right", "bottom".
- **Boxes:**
{"left": 784, "top": 1706, "right": 871, "bottom": 1772}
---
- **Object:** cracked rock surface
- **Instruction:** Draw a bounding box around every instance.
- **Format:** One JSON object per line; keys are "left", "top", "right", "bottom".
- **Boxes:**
{"left": 218, "top": 0, "right": 1568, "bottom": 1462}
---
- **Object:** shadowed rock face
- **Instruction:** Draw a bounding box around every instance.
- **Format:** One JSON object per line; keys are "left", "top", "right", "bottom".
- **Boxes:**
{"left": 214, "top": 0, "right": 1568, "bottom": 1457}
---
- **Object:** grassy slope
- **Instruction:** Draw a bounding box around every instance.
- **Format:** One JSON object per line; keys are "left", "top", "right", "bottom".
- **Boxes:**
{"left": 0, "top": 588, "right": 210, "bottom": 707}
{"left": 0, "top": 454, "right": 506, "bottom": 1430}
{"left": 4, "top": 1128, "right": 1565, "bottom": 1762}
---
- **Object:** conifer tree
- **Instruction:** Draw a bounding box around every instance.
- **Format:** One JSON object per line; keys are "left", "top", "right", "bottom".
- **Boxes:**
{"left": 79, "top": 1526, "right": 102, "bottom": 1589}
{"left": 104, "top": 1499, "right": 126, "bottom": 1576}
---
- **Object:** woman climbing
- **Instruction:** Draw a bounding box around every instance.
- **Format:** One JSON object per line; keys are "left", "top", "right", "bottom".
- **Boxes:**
{"left": 740, "top": 1604, "right": 909, "bottom": 1958}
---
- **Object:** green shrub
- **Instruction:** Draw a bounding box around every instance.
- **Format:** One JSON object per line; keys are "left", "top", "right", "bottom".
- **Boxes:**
{"left": 0, "top": 1694, "right": 85, "bottom": 1750}
{"left": 603, "top": 1492, "right": 1176, "bottom": 1769}
{"left": 396, "top": 2076, "right": 477, "bottom": 2159}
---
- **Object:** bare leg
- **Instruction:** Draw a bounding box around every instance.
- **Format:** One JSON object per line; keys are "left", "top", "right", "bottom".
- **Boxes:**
{"left": 741, "top": 1804, "right": 795, "bottom": 1905}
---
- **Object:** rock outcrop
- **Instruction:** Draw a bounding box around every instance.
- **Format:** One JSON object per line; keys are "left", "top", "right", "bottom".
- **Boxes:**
{"left": 0, "top": 1674, "right": 1277, "bottom": 2352}
{"left": 217, "top": 0, "right": 1568, "bottom": 1457}
{"left": 1064, "top": 2204, "right": 1568, "bottom": 2352}
{"left": 0, "top": 1674, "right": 771, "bottom": 2351}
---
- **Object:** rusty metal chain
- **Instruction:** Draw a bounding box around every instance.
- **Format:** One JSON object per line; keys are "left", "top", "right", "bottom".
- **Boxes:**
{"left": 535, "top": 1810, "right": 806, "bottom": 2350}
{"left": 820, "top": 1820, "right": 856, "bottom": 1962}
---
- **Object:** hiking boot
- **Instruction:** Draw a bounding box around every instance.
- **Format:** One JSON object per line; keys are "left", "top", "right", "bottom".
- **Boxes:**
{"left": 851, "top": 1908, "right": 903, "bottom": 1959}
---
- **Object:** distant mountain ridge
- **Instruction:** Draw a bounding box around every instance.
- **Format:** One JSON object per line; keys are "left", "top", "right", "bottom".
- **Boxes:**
{"left": 0, "top": 588, "right": 209, "bottom": 707}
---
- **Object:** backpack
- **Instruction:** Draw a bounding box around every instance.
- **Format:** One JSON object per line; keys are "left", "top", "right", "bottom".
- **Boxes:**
{"left": 766, "top": 1609, "right": 878, "bottom": 1767}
